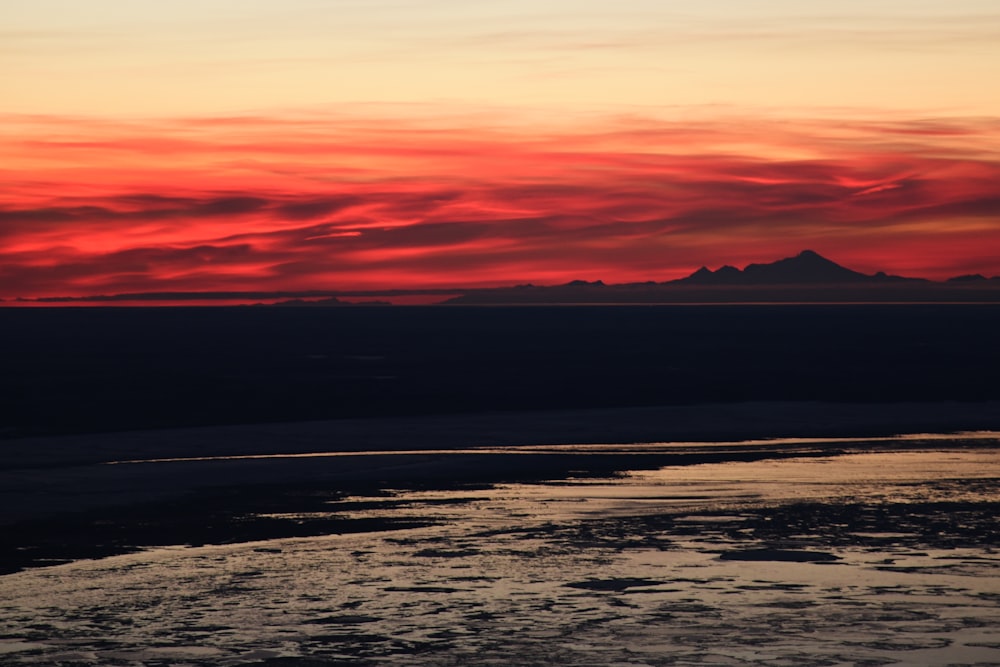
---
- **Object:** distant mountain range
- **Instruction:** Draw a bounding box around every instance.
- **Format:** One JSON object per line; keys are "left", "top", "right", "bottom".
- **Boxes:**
{"left": 674, "top": 249, "right": 921, "bottom": 286}
{"left": 12, "top": 250, "right": 1000, "bottom": 305}
{"left": 444, "top": 250, "right": 1000, "bottom": 305}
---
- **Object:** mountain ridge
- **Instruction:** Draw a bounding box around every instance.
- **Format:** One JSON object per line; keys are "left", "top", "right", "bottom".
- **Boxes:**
{"left": 9, "top": 251, "right": 1000, "bottom": 305}
{"left": 442, "top": 250, "right": 1000, "bottom": 304}
{"left": 672, "top": 249, "right": 924, "bottom": 286}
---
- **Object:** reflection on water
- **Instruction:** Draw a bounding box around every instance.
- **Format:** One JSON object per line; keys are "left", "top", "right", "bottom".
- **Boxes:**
{"left": 103, "top": 430, "right": 1000, "bottom": 464}
{"left": 2, "top": 446, "right": 999, "bottom": 666}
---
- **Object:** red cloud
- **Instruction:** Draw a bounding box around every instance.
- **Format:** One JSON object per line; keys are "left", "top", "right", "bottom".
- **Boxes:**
{"left": 2, "top": 112, "right": 999, "bottom": 299}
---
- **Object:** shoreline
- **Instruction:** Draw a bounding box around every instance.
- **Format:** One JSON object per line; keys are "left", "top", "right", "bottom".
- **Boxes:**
{"left": 2, "top": 400, "right": 1000, "bottom": 522}
{"left": 4, "top": 399, "right": 1000, "bottom": 575}
{"left": 5, "top": 399, "right": 1000, "bottom": 470}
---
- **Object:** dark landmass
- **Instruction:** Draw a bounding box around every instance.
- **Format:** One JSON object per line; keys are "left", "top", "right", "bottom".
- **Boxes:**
{"left": 676, "top": 249, "right": 911, "bottom": 285}
{"left": 9, "top": 251, "right": 1000, "bottom": 306}
{"left": 445, "top": 251, "right": 1000, "bottom": 304}
{"left": 18, "top": 289, "right": 463, "bottom": 303}
{"left": 444, "top": 281, "right": 1000, "bottom": 304}
{"left": 268, "top": 297, "right": 391, "bottom": 307}
{"left": 2, "top": 304, "right": 1000, "bottom": 438}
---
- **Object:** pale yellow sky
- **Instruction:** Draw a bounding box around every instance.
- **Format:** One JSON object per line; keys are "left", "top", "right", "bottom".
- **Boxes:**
{"left": 5, "top": 0, "right": 1000, "bottom": 118}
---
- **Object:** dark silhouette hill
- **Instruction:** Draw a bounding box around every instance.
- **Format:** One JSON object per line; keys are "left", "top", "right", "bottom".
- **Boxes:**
{"left": 10, "top": 251, "right": 1000, "bottom": 306}
{"left": 444, "top": 250, "right": 999, "bottom": 304}
{"left": 675, "top": 250, "right": 916, "bottom": 285}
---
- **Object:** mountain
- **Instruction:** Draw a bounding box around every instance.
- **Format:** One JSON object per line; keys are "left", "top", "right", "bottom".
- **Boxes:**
{"left": 443, "top": 250, "right": 1000, "bottom": 304}
{"left": 675, "top": 250, "right": 914, "bottom": 285}
{"left": 21, "top": 250, "right": 998, "bottom": 306}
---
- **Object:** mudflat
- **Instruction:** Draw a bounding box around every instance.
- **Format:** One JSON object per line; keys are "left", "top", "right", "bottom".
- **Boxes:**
{"left": 2, "top": 399, "right": 999, "bottom": 570}
{"left": 2, "top": 305, "right": 999, "bottom": 665}
{"left": 0, "top": 433, "right": 997, "bottom": 666}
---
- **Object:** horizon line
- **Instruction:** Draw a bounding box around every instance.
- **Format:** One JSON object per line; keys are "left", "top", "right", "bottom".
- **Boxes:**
{"left": 6, "top": 250, "right": 999, "bottom": 304}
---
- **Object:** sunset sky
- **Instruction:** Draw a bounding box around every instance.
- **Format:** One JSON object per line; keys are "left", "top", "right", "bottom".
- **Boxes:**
{"left": 4, "top": 0, "right": 1000, "bottom": 298}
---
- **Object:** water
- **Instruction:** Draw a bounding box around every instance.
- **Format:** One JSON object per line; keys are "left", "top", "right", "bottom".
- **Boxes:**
{"left": 1, "top": 444, "right": 998, "bottom": 666}
{"left": 4, "top": 304, "right": 1000, "bottom": 437}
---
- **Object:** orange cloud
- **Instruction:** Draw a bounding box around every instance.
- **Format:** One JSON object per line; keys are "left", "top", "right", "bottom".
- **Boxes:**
{"left": 2, "top": 112, "right": 999, "bottom": 299}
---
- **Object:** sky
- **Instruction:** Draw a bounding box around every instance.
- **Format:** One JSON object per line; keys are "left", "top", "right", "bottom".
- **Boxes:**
{"left": 3, "top": 0, "right": 1000, "bottom": 298}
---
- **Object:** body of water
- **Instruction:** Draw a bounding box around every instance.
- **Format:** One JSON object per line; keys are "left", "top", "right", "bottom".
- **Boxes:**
{"left": 2, "top": 441, "right": 998, "bottom": 666}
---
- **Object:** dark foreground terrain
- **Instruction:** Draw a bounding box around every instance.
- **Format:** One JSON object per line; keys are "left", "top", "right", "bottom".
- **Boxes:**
{"left": 1, "top": 442, "right": 998, "bottom": 666}
{"left": 2, "top": 304, "right": 999, "bottom": 438}
{"left": 1, "top": 305, "right": 999, "bottom": 665}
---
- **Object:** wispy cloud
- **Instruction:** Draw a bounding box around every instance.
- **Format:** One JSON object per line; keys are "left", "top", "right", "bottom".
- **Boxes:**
{"left": 2, "top": 112, "right": 999, "bottom": 297}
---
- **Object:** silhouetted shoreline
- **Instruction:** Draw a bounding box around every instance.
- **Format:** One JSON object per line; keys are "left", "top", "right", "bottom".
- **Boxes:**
{"left": 3, "top": 399, "right": 1000, "bottom": 575}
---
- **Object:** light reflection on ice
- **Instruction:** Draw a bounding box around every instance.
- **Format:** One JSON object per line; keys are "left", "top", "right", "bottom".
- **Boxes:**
{"left": 1, "top": 446, "right": 998, "bottom": 666}
{"left": 102, "top": 430, "right": 1000, "bottom": 465}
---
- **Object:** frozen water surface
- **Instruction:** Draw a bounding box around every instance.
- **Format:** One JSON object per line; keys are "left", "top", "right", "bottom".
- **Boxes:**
{"left": 1, "top": 444, "right": 998, "bottom": 666}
